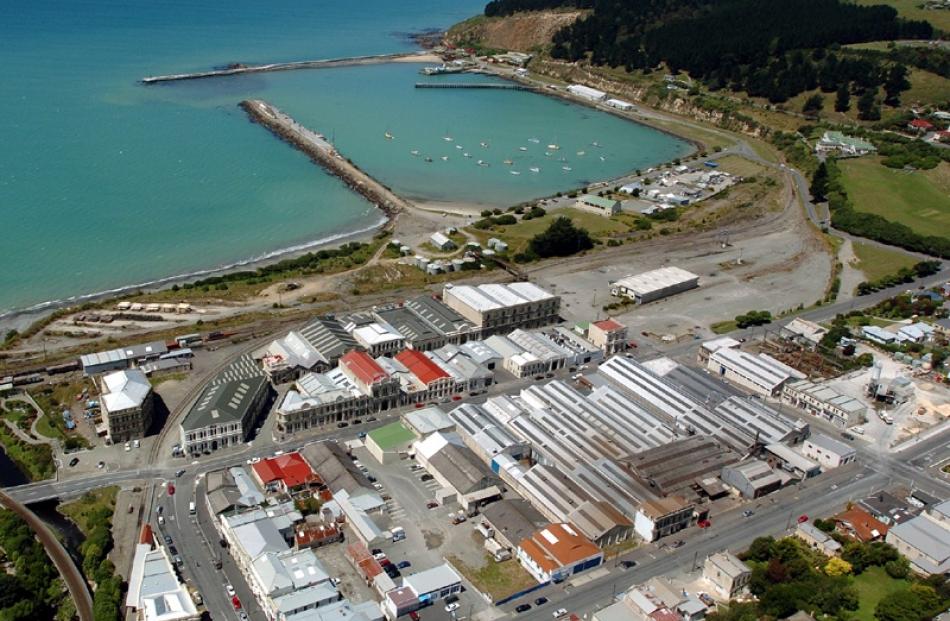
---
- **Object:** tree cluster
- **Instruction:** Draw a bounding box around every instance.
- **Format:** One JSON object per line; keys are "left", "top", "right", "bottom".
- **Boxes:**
{"left": 487, "top": 0, "right": 931, "bottom": 105}
{"left": 0, "top": 510, "right": 64, "bottom": 620}
{"left": 856, "top": 261, "right": 942, "bottom": 296}
{"left": 734, "top": 310, "right": 772, "bottom": 328}
{"left": 525, "top": 216, "right": 594, "bottom": 259}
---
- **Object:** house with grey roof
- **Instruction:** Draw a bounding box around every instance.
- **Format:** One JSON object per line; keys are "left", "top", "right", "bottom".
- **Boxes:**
{"left": 886, "top": 499, "right": 950, "bottom": 575}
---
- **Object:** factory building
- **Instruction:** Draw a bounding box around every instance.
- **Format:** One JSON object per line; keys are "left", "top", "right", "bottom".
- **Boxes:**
{"left": 622, "top": 436, "right": 739, "bottom": 498}
{"left": 180, "top": 355, "right": 271, "bottom": 456}
{"left": 441, "top": 282, "right": 560, "bottom": 336}
{"left": 403, "top": 295, "right": 477, "bottom": 345}
{"left": 414, "top": 432, "right": 504, "bottom": 508}
{"left": 706, "top": 346, "right": 805, "bottom": 397}
{"left": 402, "top": 406, "right": 454, "bottom": 439}
{"left": 448, "top": 402, "right": 530, "bottom": 465}
{"left": 506, "top": 329, "right": 573, "bottom": 371}
{"left": 782, "top": 380, "right": 866, "bottom": 428}
{"left": 763, "top": 443, "right": 821, "bottom": 479}
{"left": 720, "top": 459, "right": 782, "bottom": 498}
{"left": 100, "top": 368, "right": 154, "bottom": 443}
{"left": 605, "top": 98, "right": 635, "bottom": 111}
{"left": 373, "top": 305, "right": 447, "bottom": 352}
{"left": 257, "top": 316, "right": 357, "bottom": 383}
{"left": 480, "top": 499, "right": 549, "bottom": 550}
{"left": 713, "top": 397, "right": 809, "bottom": 446}
{"left": 781, "top": 318, "right": 828, "bottom": 350}
{"left": 609, "top": 267, "right": 699, "bottom": 305}
{"left": 566, "top": 84, "right": 607, "bottom": 102}
{"left": 80, "top": 340, "right": 168, "bottom": 376}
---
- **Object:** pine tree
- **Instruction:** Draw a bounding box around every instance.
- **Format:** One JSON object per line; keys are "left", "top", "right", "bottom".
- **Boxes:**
{"left": 810, "top": 161, "right": 830, "bottom": 202}
{"left": 857, "top": 89, "right": 881, "bottom": 121}
{"left": 803, "top": 93, "right": 824, "bottom": 116}
{"left": 883, "top": 64, "right": 910, "bottom": 107}
{"left": 834, "top": 83, "right": 851, "bottom": 112}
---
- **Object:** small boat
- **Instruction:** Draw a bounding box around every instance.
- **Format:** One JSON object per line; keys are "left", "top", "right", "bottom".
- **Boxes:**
{"left": 599, "top": 155, "right": 606, "bottom": 162}
{"left": 528, "top": 138, "right": 540, "bottom": 144}
{"left": 577, "top": 150, "right": 586, "bottom": 156}
{"left": 456, "top": 144, "right": 463, "bottom": 150}
{"left": 410, "top": 149, "right": 420, "bottom": 156}
{"left": 384, "top": 131, "right": 394, "bottom": 140}
{"left": 441, "top": 156, "right": 449, "bottom": 161}
{"left": 510, "top": 170, "right": 521, "bottom": 176}
{"left": 592, "top": 141, "right": 601, "bottom": 147}
{"left": 443, "top": 136, "right": 453, "bottom": 142}
{"left": 477, "top": 160, "right": 490, "bottom": 167}
{"left": 529, "top": 167, "right": 540, "bottom": 173}
{"left": 547, "top": 144, "right": 560, "bottom": 150}
{"left": 480, "top": 141, "right": 489, "bottom": 148}
{"left": 544, "top": 151, "right": 552, "bottom": 157}
{"left": 503, "top": 159, "right": 514, "bottom": 165}
{"left": 562, "top": 165, "right": 572, "bottom": 171}
{"left": 463, "top": 152, "right": 471, "bottom": 158}
{"left": 519, "top": 146, "right": 528, "bottom": 152}
{"left": 424, "top": 156, "right": 433, "bottom": 162}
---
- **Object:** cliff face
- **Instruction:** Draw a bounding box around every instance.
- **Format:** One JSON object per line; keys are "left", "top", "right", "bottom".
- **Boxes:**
{"left": 447, "top": 10, "right": 584, "bottom": 53}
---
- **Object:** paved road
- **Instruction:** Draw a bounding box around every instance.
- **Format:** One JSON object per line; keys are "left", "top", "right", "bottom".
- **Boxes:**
{"left": 0, "top": 490, "right": 93, "bottom": 621}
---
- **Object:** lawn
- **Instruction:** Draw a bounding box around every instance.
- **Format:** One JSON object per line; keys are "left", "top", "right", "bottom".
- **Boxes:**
{"left": 853, "top": 0, "right": 950, "bottom": 31}
{"left": 0, "top": 424, "right": 54, "bottom": 481}
{"left": 852, "top": 566, "right": 912, "bottom": 621}
{"left": 838, "top": 157, "right": 950, "bottom": 238}
{"left": 58, "top": 487, "right": 118, "bottom": 535}
{"left": 447, "top": 555, "right": 537, "bottom": 601}
{"left": 851, "top": 241, "right": 919, "bottom": 282}
{"left": 903, "top": 68, "right": 950, "bottom": 109}
{"left": 711, "top": 319, "right": 739, "bottom": 334}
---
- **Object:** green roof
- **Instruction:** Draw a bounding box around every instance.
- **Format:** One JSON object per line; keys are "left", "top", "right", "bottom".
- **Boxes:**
{"left": 578, "top": 194, "right": 619, "bottom": 209}
{"left": 368, "top": 422, "right": 415, "bottom": 450}
{"left": 823, "top": 131, "right": 875, "bottom": 152}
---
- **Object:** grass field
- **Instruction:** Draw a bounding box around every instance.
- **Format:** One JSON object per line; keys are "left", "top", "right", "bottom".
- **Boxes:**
{"left": 838, "top": 158, "right": 950, "bottom": 237}
{"left": 58, "top": 486, "right": 118, "bottom": 535}
{"left": 853, "top": 0, "right": 950, "bottom": 31}
{"left": 852, "top": 566, "right": 911, "bottom": 621}
{"left": 447, "top": 555, "right": 537, "bottom": 601}
{"left": 851, "top": 241, "right": 919, "bottom": 282}
{"left": 715, "top": 154, "right": 767, "bottom": 178}
{"left": 471, "top": 207, "right": 628, "bottom": 253}
{"left": 904, "top": 68, "right": 950, "bottom": 109}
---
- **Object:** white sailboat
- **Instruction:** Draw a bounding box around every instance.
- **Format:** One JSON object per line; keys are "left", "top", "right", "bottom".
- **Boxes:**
{"left": 529, "top": 167, "right": 540, "bottom": 173}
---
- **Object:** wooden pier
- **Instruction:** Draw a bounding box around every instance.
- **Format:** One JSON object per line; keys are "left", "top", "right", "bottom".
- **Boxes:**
{"left": 414, "top": 82, "right": 536, "bottom": 91}
{"left": 142, "top": 51, "right": 430, "bottom": 84}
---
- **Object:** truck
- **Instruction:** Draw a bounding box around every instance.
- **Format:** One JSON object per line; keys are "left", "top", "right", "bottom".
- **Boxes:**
{"left": 391, "top": 526, "right": 406, "bottom": 542}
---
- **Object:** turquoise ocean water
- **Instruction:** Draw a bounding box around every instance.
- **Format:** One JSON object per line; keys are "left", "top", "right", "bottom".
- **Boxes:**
{"left": 0, "top": 0, "right": 690, "bottom": 316}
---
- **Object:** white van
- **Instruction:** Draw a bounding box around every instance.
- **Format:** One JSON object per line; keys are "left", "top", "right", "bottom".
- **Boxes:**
{"left": 189, "top": 501, "right": 196, "bottom": 515}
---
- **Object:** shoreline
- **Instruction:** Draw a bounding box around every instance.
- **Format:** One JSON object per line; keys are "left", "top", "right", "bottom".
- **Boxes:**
{"left": 1, "top": 54, "right": 702, "bottom": 337}
{"left": 0, "top": 217, "right": 385, "bottom": 334}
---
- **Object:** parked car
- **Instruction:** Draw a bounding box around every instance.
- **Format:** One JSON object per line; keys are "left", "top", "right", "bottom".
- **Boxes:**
{"left": 163, "top": 535, "right": 173, "bottom": 545}
{"left": 742, "top": 510, "right": 754, "bottom": 518}
{"left": 797, "top": 514, "right": 809, "bottom": 524}
{"left": 371, "top": 548, "right": 383, "bottom": 555}
{"left": 426, "top": 501, "right": 439, "bottom": 509}
{"left": 373, "top": 552, "right": 387, "bottom": 561}
{"left": 515, "top": 605, "right": 532, "bottom": 614}
{"left": 670, "top": 540, "right": 685, "bottom": 549}
{"left": 409, "top": 612, "right": 420, "bottom": 621}
{"left": 337, "top": 422, "right": 349, "bottom": 428}
{"left": 445, "top": 595, "right": 459, "bottom": 605}
{"left": 68, "top": 457, "right": 80, "bottom": 467}
{"left": 358, "top": 432, "right": 367, "bottom": 439}
{"left": 167, "top": 484, "right": 175, "bottom": 496}
{"left": 445, "top": 603, "right": 461, "bottom": 613}
{"left": 397, "top": 561, "right": 411, "bottom": 569}
{"left": 535, "top": 597, "right": 548, "bottom": 606}
{"left": 232, "top": 596, "right": 242, "bottom": 610}
{"left": 239, "top": 612, "right": 248, "bottom": 621}
{"left": 352, "top": 418, "right": 363, "bottom": 425}
{"left": 133, "top": 439, "right": 140, "bottom": 449}
{"left": 226, "top": 585, "right": 236, "bottom": 597}
{"left": 841, "top": 432, "right": 856, "bottom": 441}
{"left": 366, "top": 416, "right": 377, "bottom": 422}
{"left": 552, "top": 608, "right": 568, "bottom": 618}
{"left": 175, "top": 469, "right": 186, "bottom": 477}
{"left": 620, "top": 560, "right": 637, "bottom": 570}
{"left": 420, "top": 474, "right": 434, "bottom": 481}
{"left": 124, "top": 441, "right": 131, "bottom": 452}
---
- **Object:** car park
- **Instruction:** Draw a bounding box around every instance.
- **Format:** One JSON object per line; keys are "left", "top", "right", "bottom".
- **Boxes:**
{"left": 515, "top": 605, "right": 532, "bottom": 613}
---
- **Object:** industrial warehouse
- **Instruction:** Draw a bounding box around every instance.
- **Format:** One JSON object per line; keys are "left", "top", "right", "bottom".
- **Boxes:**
{"left": 609, "top": 266, "right": 700, "bottom": 304}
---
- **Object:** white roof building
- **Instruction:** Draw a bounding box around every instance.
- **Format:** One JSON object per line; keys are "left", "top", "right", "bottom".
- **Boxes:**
{"left": 610, "top": 267, "right": 700, "bottom": 304}
{"left": 567, "top": 84, "right": 607, "bottom": 101}
{"left": 126, "top": 544, "right": 199, "bottom": 621}
{"left": 101, "top": 368, "right": 152, "bottom": 413}
{"left": 707, "top": 347, "right": 805, "bottom": 397}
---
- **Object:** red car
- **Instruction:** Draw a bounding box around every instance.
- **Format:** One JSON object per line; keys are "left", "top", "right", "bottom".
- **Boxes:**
{"left": 698, "top": 519, "right": 711, "bottom": 528}
{"left": 167, "top": 484, "right": 175, "bottom": 496}
{"left": 409, "top": 612, "right": 421, "bottom": 621}
{"left": 451, "top": 395, "right": 462, "bottom": 401}
{"left": 414, "top": 403, "right": 425, "bottom": 409}
{"left": 232, "top": 596, "right": 242, "bottom": 610}
{"left": 797, "top": 514, "right": 809, "bottom": 524}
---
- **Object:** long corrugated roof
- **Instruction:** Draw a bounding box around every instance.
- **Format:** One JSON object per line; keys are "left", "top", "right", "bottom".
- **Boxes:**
{"left": 395, "top": 349, "right": 450, "bottom": 385}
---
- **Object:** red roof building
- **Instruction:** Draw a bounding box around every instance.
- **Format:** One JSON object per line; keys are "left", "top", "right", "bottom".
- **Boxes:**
{"left": 517, "top": 523, "right": 604, "bottom": 583}
{"left": 251, "top": 452, "right": 319, "bottom": 493}
{"left": 909, "top": 119, "right": 934, "bottom": 131}
{"left": 139, "top": 523, "right": 154, "bottom": 546}
{"left": 340, "top": 351, "right": 389, "bottom": 385}
{"left": 588, "top": 318, "right": 628, "bottom": 355}
{"left": 593, "top": 319, "right": 624, "bottom": 332}
{"left": 295, "top": 522, "right": 342, "bottom": 549}
{"left": 834, "top": 507, "right": 889, "bottom": 542}
{"left": 395, "top": 349, "right": 450, "bottom": 386}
